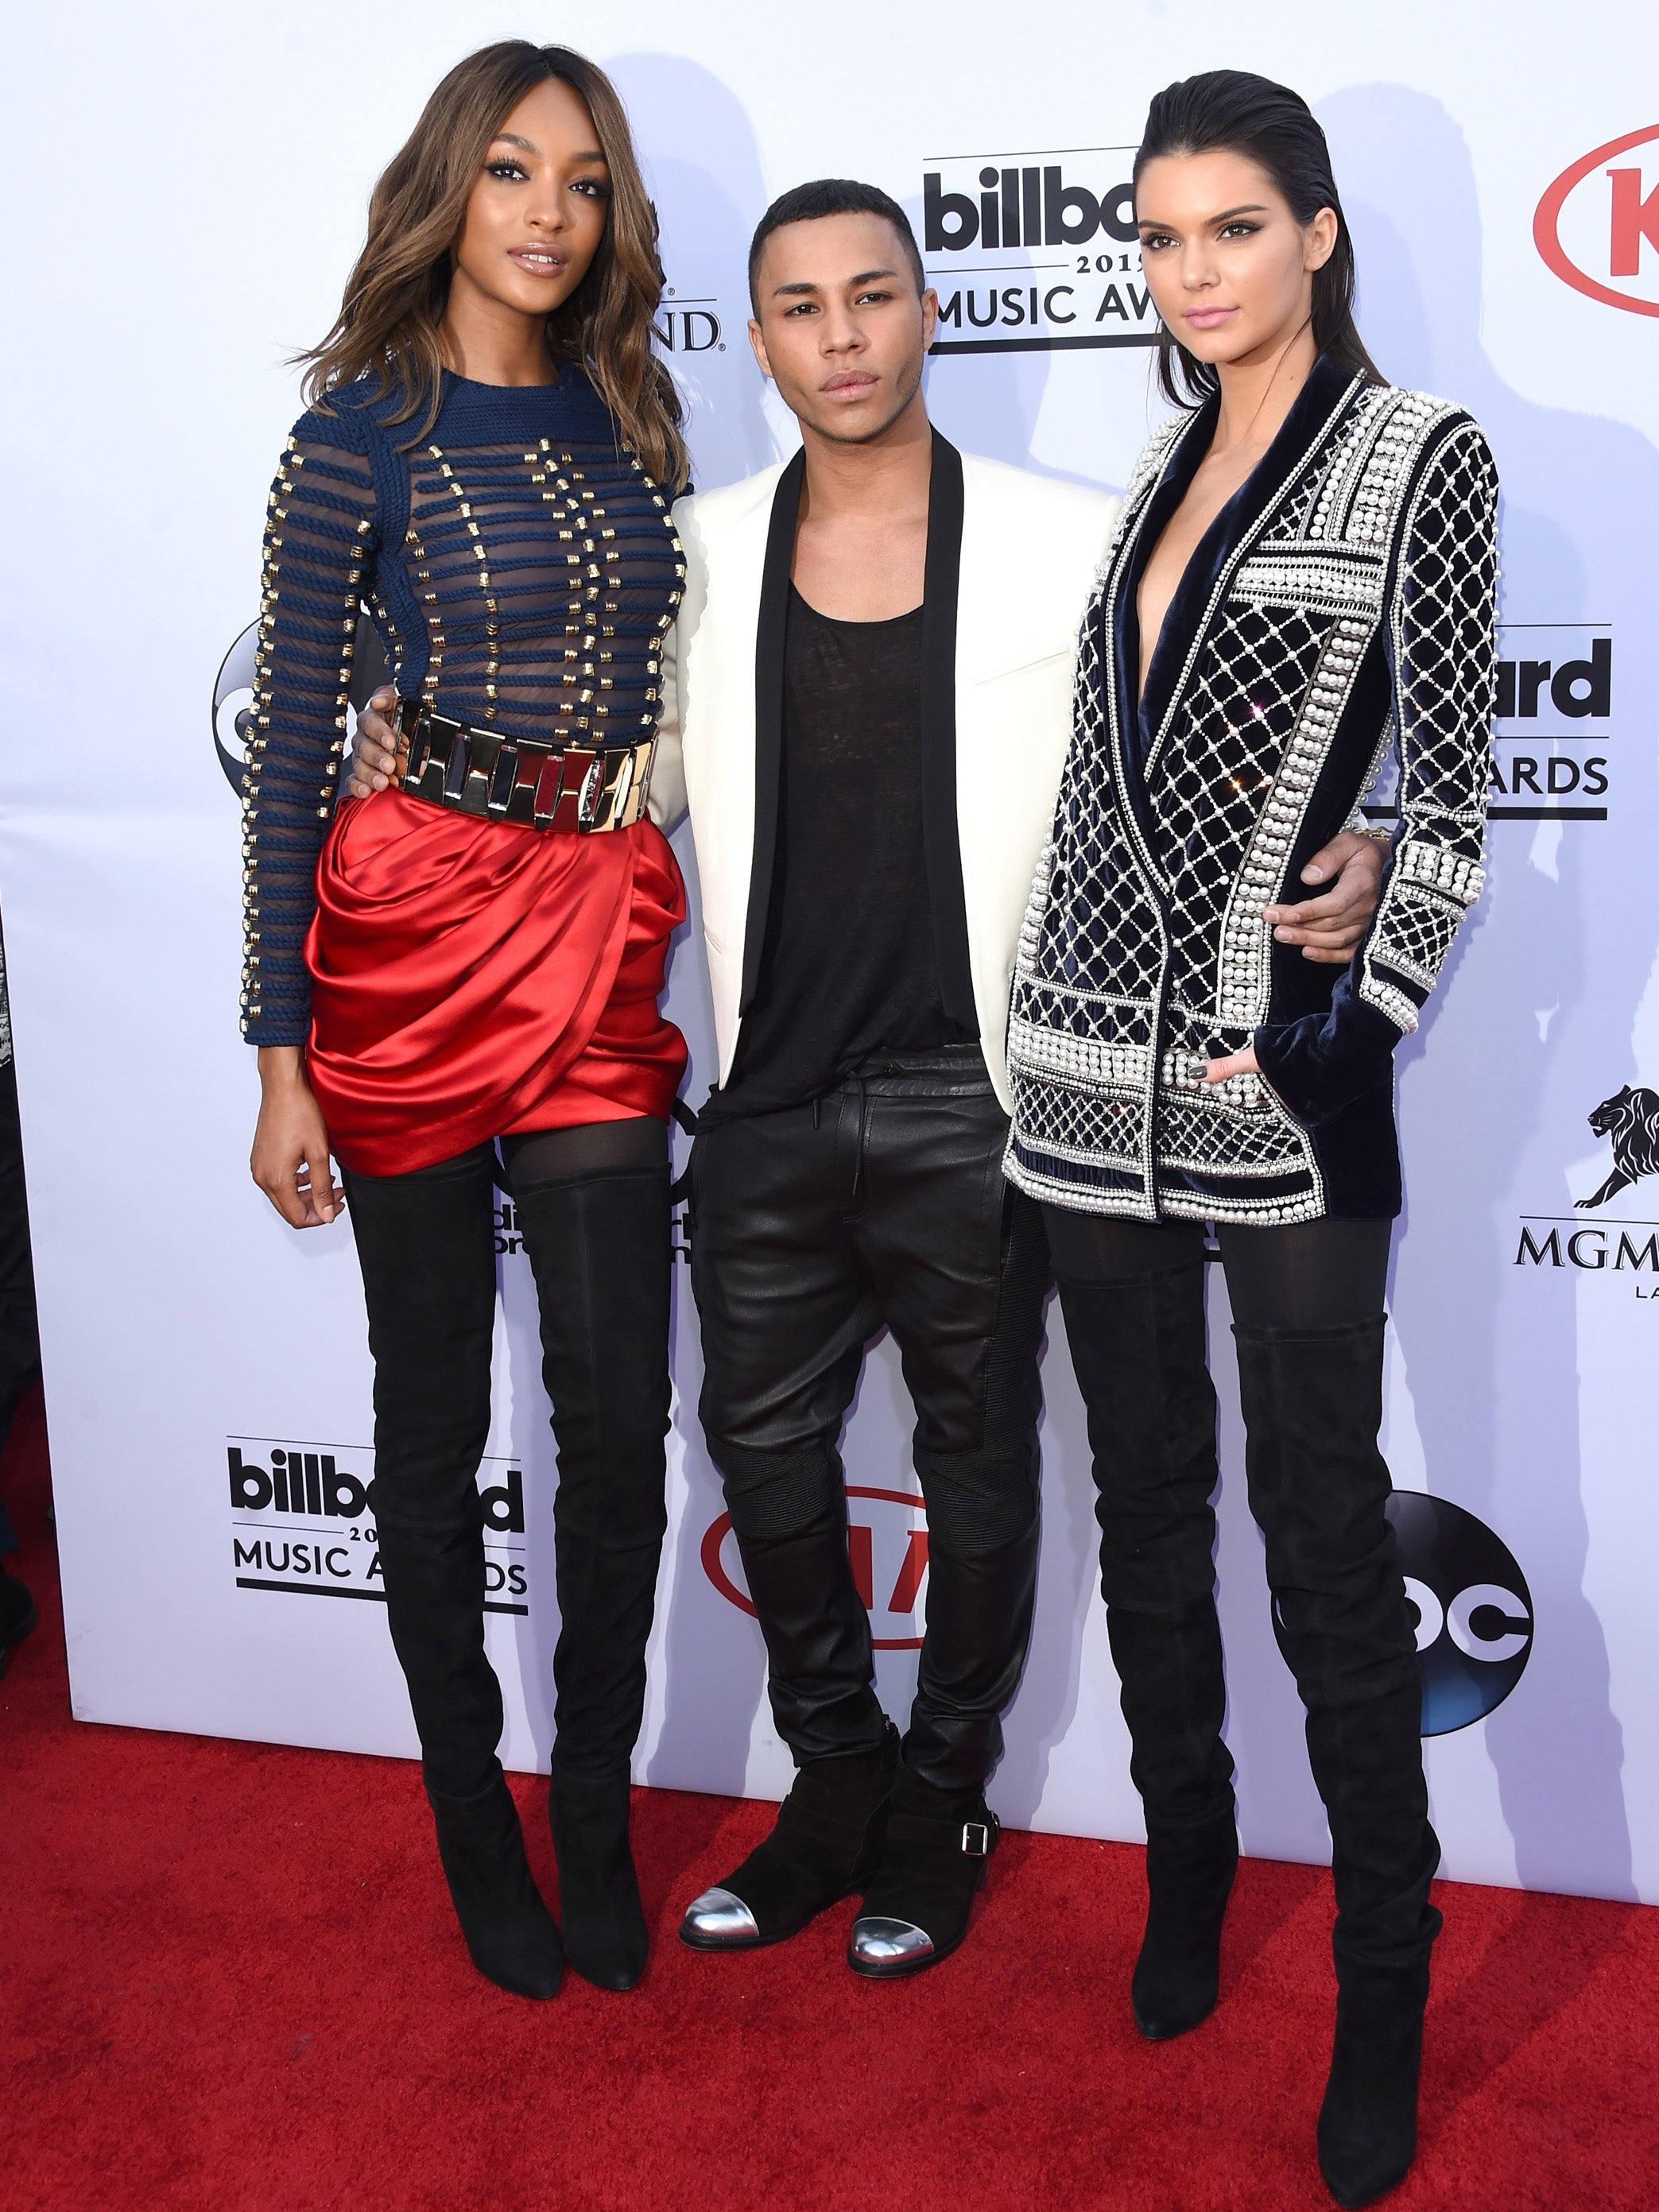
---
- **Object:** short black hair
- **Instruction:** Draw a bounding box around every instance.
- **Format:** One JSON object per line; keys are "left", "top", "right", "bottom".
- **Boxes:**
{"left": 747, "top": 178, "right": 925, "bottom": 311}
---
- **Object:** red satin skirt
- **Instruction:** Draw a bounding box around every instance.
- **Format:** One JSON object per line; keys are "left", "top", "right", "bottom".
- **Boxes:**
{"left": 304, "top": 791, "right": 688, "bottom": 1176}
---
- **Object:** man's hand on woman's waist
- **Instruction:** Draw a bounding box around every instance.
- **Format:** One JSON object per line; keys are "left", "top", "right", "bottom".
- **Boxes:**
{"left": 346, "top": 688, "right": 401, "bottom": 796}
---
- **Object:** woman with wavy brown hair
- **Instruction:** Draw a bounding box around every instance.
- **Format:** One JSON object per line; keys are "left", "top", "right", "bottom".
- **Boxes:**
{"left": 243, "top": 41, "right": 691, "bottom": 2001}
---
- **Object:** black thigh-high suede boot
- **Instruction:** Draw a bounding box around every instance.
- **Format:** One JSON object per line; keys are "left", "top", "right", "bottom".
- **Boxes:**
{"left": 1232, "top": 1316, "right": 1440, "bottom": 2207}
{"left": 1056, "top": 1257, "right": 1238, "bottom": 2039}
{"left": 511, "top": 1162, "right": 672, "bottom": 1992}
{"left": 346, "top": 1150, "right": 561, "bottom": 2000}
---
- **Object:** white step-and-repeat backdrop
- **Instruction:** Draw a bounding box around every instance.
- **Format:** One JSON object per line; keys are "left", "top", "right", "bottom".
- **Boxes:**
{"left": 2, "top": 2, "right": 1656, "bottom": 1904}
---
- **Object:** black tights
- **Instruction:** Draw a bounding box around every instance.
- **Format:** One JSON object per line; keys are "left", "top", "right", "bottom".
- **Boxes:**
{"left": 1043, "top": 1209, "right": 1390, "bottom": 1327}
{"left": 499, "top": 1115, "right": 666, "bottom": 1186}
{"left": 343, "top": 1117, "right": 672, "bottom": 1801}
{"left": 1043, "top": 1207, "right": 1438, "bottom": 1970}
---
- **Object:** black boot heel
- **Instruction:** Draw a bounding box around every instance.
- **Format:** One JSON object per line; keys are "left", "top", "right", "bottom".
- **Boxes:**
{"left": 680, "top": 1723, "right": 899, "bottom": 1950}
{"left": 550, "top": 1765, "right": 647, "bottom": 1991}
{"left": 1318, "top": 1959, "right": 1430, "bottom": 2206}
{"left": 1131, "top": 1810, "right": 1238, "bottom": 2039}
{"left": 428, "top": 1774, "right": 564, "bottom": 2000}
{"left": 848, "top": 1764, "right": 998, "bottom": 1979}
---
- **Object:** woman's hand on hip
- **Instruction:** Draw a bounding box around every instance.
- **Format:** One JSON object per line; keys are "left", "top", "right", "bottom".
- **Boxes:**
{"left": 345, "top": 688, "right": 402, "bottom": 799}
{"left": 1203, "top": 1045, "right": 1260, "bottom": 1083}
{"left": 252, "top": 1048, "right": 343, "bottom": 1227}
{"left": 1262, "top": 831, "right": 1386, "bottom": 963}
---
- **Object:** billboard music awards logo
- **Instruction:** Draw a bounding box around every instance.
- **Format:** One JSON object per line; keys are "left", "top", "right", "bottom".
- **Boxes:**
{"left": 702, "top": 1488, "right": 929, "bottom": 1650}
{"left": 1359, "top": 625, "right": 1615, "bottom": 835}
{"left": 654, "top": 289, "right": 724, "bottom": 354}
{"left": 227, "top": 1438, "right": 529, "bottom": 1613}
{"left": 921, "top": 145, "right": 1157, "bottom": 354}
{"left": 1489, "top": 626, "right": 1612, "bottom": 820}
{"left": 1385, "top": 1494, "right": 1533, "bottom": 1736}
{"left": 1536, "top": 123, "right": 1659, "bottom": 318}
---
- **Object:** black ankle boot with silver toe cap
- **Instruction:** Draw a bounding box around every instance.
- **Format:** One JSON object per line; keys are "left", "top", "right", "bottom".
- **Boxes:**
{"left": 680, "top": 1722, "right": 899, "bottom": 1951}
{"left": 847, "top": 1762, "right": 998, "bottom": 1979}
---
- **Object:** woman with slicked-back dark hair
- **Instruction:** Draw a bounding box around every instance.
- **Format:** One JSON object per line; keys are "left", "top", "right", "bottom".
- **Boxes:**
{"left": 1008, "top": 69, "right": 1498, "bottom": 2207}
{"left": 242, "top": 41, "right": 691, "bottom": 2003}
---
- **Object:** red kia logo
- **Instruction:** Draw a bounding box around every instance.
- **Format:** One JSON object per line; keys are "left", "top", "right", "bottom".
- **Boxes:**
{"left": 700, "top": 1486, "right": 929, "bottom": 1651}
{"left": 1534, "top": 124, "right": 1659, "bottom": 316}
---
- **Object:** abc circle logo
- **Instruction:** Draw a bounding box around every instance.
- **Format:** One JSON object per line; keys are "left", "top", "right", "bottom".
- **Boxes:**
{"left": 703, "top": 1487, "right": 928, "bottom": 1651}
{"left": 211, "top": 622, "right": 262, "bottom": 796}
{"left": 1386, "top": 1493, "right": 1533, "bottom": 1736}
{"left": 212, "top": 614, "right": 390, "bottom": 798}
{"left": 1535, "top": 124, "right": 1659, "bottom": 319}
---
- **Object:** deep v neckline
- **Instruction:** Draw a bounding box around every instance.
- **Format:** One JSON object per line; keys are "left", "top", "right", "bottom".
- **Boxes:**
{"left": 1135, "top": 469, "right": 1251, "bottom": 709}
{"left": 1116, "top": 357, "right": 1355, "bottom": 784}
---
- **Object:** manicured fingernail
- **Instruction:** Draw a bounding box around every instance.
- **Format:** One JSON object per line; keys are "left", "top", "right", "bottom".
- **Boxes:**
{"left": 1304, "top": 866, "right": 1325, "bottom": 882}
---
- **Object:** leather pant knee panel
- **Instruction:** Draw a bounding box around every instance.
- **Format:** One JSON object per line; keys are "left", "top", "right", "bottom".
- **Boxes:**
{"left": 692, "top": 1054, "right": 1051, "bottom": 1788}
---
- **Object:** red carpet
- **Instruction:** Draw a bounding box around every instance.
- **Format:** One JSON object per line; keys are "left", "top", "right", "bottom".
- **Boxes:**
{"left": 4, "top": 1392, "right": 1652, "bottom": 2212}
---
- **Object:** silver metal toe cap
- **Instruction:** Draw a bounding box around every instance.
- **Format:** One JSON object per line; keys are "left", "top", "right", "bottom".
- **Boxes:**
{"left": 680, "top": 1886, "right": 760, "bottom": 1945}
{"left": 850, "top": 1915, "right": 935, "bottom": 1966}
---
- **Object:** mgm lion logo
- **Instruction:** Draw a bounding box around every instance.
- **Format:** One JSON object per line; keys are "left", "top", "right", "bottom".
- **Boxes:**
{"left": 1577, "top": 1085, "right": 1659, "bottom": 1210}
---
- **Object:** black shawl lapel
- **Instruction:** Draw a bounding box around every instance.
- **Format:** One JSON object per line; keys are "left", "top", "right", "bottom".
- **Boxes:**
{"left": 1105, "top": 399, "right": 1216, "bottom": 866}
{"left": 740, "top": 449, "right": 807, "bottom": 1013}
{"left": 920, "top": 432, "right": 976, "bottom": 1031}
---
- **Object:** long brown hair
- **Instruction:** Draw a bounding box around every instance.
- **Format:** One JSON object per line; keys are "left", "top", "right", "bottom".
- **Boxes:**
{"left": 300, "top": 41, "right": 688, "bottom": 488}
{"left": 1134, "top": 70, "right": 1386, "bottom": 410}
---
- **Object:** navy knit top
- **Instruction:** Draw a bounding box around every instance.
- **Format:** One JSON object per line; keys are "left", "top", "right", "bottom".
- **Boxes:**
{"left": 241, "top": 370, "right": 686, "bottom": 1046}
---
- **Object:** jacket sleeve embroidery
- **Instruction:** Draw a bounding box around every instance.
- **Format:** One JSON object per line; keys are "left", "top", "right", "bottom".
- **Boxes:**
{"left": 1359, "top": 420, "right": 1498, "bottom": 1034}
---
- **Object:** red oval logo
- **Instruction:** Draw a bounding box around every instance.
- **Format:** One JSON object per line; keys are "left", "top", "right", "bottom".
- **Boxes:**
{"left": 700, "top": 1486, "right": 929, "bottom": 1651}
{"left": 1534, "top": 124, "right": 1659, "bottom": 317}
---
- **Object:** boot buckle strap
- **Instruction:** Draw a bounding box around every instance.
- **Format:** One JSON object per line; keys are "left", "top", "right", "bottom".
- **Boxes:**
{"left": 961, "top": 1820, "right": 994, "bottom": 1858}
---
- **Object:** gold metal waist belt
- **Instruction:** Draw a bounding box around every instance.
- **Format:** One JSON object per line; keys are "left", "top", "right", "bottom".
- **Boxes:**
{"left": 395, "top": 699, "right": 655, "bottom": 835}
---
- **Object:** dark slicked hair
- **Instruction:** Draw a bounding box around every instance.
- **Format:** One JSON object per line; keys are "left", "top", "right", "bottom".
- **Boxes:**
{"left": 747, "top": 178, "right": 925, "bottom": 310}
{"left": 1135, "top": 70, "right": 1385, "bottom": 408}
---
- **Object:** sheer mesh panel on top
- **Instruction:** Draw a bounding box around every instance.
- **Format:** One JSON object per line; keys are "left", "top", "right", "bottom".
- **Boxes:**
{"left": 239, "top": 375, "right": 685, "bottom": 1048}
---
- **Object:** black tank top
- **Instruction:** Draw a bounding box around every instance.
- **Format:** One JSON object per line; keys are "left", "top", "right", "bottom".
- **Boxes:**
{"left": 701, "top": 586, "right": 973, "bottom": 1121}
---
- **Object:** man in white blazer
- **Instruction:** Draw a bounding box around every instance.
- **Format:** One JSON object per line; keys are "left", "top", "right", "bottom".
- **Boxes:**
{"left": 662, "top": 181, "right": 1382, "bottom": 1982}
{"left": 657, "top": 184, "right": 1123, "bottom": 1981}
{"left": 349, "top": 181, "right": 1383, "bottom": 1982}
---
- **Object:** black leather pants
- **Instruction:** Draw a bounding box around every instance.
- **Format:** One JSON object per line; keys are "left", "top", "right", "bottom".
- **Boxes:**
{"left": 691, "top": 1046, "right": 1049, "bottom": 1795}
{"left": 343, "top": 1136, "right": 671, "bottom": 1798}
{"left": 1046, "top": 1210, "right": 1440, "bottom": 1970}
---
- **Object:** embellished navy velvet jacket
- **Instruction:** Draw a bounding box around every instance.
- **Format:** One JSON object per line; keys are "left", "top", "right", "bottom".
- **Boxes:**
{"left": 1006, "top": 358, "right": 1498, "bottom": 1224}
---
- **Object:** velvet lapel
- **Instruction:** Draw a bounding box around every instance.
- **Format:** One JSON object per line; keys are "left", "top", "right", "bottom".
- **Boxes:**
{"left": 1136, "top": 355, "right": 1359, "bottom": 787}
{"left": 1108, "top": 397, "right": 1216, "bottom": 848}
{"left": 920, "top": 433, "right": 975, "bottom": 1032}
{"left": 740, "top": 447, "right": 807, "bottom": 1014}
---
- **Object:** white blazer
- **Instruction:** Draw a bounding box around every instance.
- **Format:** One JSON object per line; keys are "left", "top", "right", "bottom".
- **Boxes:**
{"left": 650, "top": 443, "right": 1121, "bottom": 1115}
